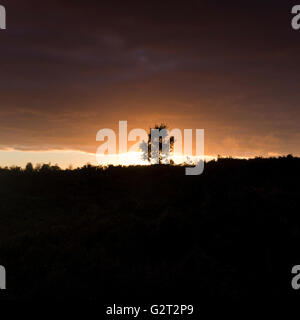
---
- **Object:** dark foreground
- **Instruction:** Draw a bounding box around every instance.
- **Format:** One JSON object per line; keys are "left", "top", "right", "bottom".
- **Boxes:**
{"left": 0, "top": 156, "right": 299, "bottom": 301}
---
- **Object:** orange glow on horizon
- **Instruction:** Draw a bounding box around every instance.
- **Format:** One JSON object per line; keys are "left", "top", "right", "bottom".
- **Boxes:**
{"left": 0, "top": 149, "right": 218, "bottom": 169}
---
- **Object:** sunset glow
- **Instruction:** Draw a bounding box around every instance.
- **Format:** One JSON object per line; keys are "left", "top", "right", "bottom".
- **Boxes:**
{"left": 0, "top": 2, "right": 299, "bottom": 163}
{"left": 0, "top": 149, "right": 218, "bottom": 169}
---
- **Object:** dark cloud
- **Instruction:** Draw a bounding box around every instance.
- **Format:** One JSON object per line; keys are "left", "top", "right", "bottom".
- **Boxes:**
{"left": 0, "top": 0, "right": 299, "bottom": 156}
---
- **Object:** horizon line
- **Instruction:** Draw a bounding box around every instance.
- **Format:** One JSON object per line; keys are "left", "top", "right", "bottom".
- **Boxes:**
{"left": 0, "top": 148, "right": 296, "bottom": 169}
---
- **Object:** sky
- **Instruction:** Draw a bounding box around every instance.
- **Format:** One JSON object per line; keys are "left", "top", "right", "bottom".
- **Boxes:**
{"left": 0, "top": 0, "right": 300, "bottom": 167}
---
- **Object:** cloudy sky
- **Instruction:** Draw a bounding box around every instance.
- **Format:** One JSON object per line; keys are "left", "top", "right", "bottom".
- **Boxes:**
{"left": 0, "top": 0, "right": 299, "bottom": 167}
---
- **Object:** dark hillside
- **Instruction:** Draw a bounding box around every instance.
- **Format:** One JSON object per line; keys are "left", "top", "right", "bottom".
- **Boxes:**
{"left": 0, "top": 156, "right": 299, "bottom": 300}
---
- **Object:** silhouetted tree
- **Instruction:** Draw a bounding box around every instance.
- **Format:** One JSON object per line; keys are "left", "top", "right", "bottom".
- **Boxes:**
{"left": 140, "top": 123, "right": 174, "bottom": 164}
{"left": 25, "top": 162, "right": 34, "bottom": 172}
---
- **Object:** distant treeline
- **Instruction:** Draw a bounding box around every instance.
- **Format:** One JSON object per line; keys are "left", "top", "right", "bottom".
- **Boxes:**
{"left": 0, "top": 154, "right": 297, "bottom": 173}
